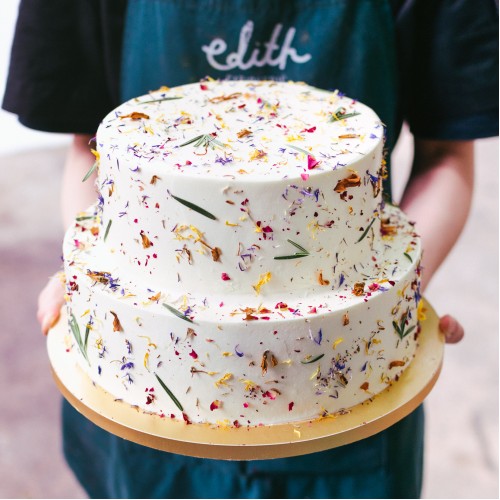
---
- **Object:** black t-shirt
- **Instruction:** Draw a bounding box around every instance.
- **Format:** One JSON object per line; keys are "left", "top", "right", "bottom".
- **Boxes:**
{"left": 2, "top": 0, "right": 498, "bottom": 140}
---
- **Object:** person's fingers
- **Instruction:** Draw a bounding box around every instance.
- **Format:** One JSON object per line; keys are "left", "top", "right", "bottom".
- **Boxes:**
{"left": 439, "top": 314, "right": 465, "bottom": 344}
{"left": 37, "top": 273, "right": 65, "bottom": 335}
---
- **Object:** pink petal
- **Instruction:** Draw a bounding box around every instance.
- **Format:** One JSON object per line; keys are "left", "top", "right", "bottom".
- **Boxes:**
{"left": 307, "top": 155, "right": 320, "bottom": 170}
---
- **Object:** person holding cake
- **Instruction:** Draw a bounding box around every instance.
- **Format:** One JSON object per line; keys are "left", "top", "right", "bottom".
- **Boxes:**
{"left": 3, "top": 0, "right": 498, "bottom": 498}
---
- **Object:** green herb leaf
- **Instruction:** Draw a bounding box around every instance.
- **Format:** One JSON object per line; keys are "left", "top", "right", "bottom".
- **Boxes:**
{"left": 180, "top": 134, "right": 205, "bottom": 147}
{"left": 274, "top": 239, "right": 309, "bottom": 260}
{"left": 356, "top": 218, "right": 376, "bottom": 243}
{"left": 392, "top": 320, "right": 403, "bottom": 338}
{"left": 163, "top": 303, "right": 194, "bottom": 323}
{"left": 104, "top": 219, "right": 112, "bottom": 242}
{"left": 300, "top": 353, "right": 325, "bottom": 364}
{"left": 84, "top": 323, "right": 90, "bottom": 352}
{"left": 171, "top": 194, "right": 217, "bottom": 220}
{"left": 69, "top": 313, "right": 90, "bottom": 364}
{"left": 330, "top": 107, "right": 361, "bottom": 122}
{"left": 82, "top": 162, "right": 97, "bottom": 182}
{"left": 154, "top": 373, "right": 184, "bottom": 411}
{"left": 286, "top": 144, "right": 310, "bottom": 155}
{"left": 286, "top": 239, "right": 308, "bottom": 253}
{"left": 179, "top": 133, "right": 225, "bottom": 150}
{"left": 393, "top": 311, "right": 416, "bottom": 339}
{"left": 139, "top": 96, "right": 183, "bottom": 104}
{"left": 404, "top": 252, "right": 413, "bottom": 263}
{"left": 403, "top": 325, "right": 416, "bottom": 338}
{"left": 75, "top": 215, "right": 95, "bottom": 222}
{"left": 274, "top": 253, "right": 309, "bottom": 260}
{"left": 69, "top": 313, "right": 83, "bottom": 347}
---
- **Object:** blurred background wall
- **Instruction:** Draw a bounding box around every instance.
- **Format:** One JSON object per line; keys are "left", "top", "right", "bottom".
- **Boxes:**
{"left": 0, "top": 0, "right": 498, "bottom": 498}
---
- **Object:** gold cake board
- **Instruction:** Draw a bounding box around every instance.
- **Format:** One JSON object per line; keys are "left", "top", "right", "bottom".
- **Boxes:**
{"left": 47, "top": 298, "right": 443, "bottom": 461}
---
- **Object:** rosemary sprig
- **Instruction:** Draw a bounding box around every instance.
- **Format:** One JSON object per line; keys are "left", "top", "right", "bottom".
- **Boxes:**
{"left": 163, "top": 303, "right": 194, "bottom": 323}
{"left": 274, "top": 239, "right": 310, "bottom": 260}
{"left": 287, "top": 240, "right": 308, "bottom": 253}
{"left": 69, "top": 313, "right": 90, "bottom": 364}
{"left": 171, "top": 194, "right": 217, "bottom": 220}
{"left": 179, "top": 134, "right": 206, "bottom": 147}
{"left": 393, "top": 312, "right": 416, "bottom": 340}
{"left": 274, "top": 253, "right": 309, "bottom": 260}
{"left": 330, "top": 107, "right": 361, "bottom": 122}
{"left": 154, "top": 373, "right": 184, "bottom": 411}
{"left": 300, "top": 353, "right": 325, "bottom": 364}
{"left": 104, "top": 219, "right": 112, "bottom": 242}
{"left": 139, "top": 96, "right": 183, "bottom": 104}
{"left": 356, "top": 218, "right": 376, "bottom": 243}
{"left": 82, "top": 162, "right": 97, "bottom": 182}
{"left": 179, "top": 133, "right": 225, "bottom": 150}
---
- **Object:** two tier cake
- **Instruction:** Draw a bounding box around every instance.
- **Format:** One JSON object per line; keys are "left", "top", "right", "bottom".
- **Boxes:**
{"left": 63, "top": 80, "right": 422, "bottom": 427}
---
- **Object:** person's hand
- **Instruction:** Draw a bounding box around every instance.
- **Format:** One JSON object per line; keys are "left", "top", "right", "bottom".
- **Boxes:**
{"left": 37, "top": 272, "right": 65, "bottom": 335}
{"left": 439, "top": 314, "right": 464, "bottom": 344}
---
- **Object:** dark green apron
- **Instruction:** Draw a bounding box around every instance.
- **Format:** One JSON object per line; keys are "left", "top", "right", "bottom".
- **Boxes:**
{"left": 63, "top": 1, "right": 423, "bottom": 497}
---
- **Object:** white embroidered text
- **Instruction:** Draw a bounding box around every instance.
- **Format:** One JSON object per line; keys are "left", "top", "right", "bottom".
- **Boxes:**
{"left": 202, "top": 20, "right": 312, "bottom": 72}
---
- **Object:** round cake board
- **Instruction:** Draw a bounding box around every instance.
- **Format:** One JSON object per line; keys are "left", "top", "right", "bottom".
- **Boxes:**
{"left": 47, "top": 298, "right": 443, "bottom": 461}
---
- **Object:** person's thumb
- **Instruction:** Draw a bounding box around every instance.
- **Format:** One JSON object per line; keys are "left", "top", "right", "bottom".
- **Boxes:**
{"left": 439, "top": 314, "right": 464, "bottom": 344}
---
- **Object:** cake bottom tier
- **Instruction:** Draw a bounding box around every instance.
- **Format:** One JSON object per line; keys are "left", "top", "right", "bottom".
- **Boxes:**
{"left": 64, "top": 256, "right": 421, "bottom": 427}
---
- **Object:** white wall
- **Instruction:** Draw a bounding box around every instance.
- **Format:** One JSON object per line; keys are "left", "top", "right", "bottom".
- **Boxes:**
{"left": 0, "top": 0, "right": 71, "bottom": 156}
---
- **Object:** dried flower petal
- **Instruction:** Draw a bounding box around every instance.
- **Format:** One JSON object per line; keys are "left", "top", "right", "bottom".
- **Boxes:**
{"left": 381, "top": 219, "right": 398, "bottom": 236}
{"left": 261, "top": 350, "right": 269, "bottom": 375}
{"left": 332, "top": 338, "right": 344, "bottom": 350}
{"left": 215, "top": 373, "right": 233, "bottom": 388}
{"left": 120, "top": 112, "right": 150, "bottom": 120}
{"left": 389, "top": 360, "right": 406, "bottom": 369}
{"left": 334, "top": 172, "right": 361, "bottom": 193}
{"left": 209, "top": 92, "right": 242, "bottom": 103}
{"left": 140, "top": 231, "right": 153, "bottom": 248}
{"left": 253, "top": 272, "right": 272, "bottom": 295}
{"left": 210, "top": 400, "right": 222, "bottom": 411}
{"left": 110, "top": 311, "right": 122, "bottom": 332}
{"left": 211, "top": 247, "right": 222, "bottom": 262}
{"left": 237, "top": 128, "right": 252, "bottom": 138}
{"left": 318, "top": 272, "right": 330, "bottom": 286}
{"left": 307, "top": 155, "right": 320, "bottom": 170}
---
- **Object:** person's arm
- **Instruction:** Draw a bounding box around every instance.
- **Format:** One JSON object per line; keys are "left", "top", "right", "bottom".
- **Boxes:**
{"left": 400, "top": 138, "right": 474, "bottom": 343}
{"left": 61, "top": 134, "right": 98, "bottom": 228}
{"left": 38, "top": 134, "right": 97, "bottom": 333}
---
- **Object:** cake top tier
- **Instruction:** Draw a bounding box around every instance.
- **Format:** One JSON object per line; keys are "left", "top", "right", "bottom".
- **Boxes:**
{"left": 98, "top": 80, "right": 384, "bottom": 181}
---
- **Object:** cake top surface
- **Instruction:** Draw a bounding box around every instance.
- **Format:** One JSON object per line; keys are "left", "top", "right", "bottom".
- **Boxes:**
{"left": 98, "top": 80, "right": 384, "bottom": 181}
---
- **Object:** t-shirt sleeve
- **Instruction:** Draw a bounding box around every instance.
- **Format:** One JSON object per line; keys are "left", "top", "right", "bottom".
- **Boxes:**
{"left": 2, "top": 0, "right": 126, "bottom": 135}
{"left": 396, "top": 0, "right": 499, "bottom": 140}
